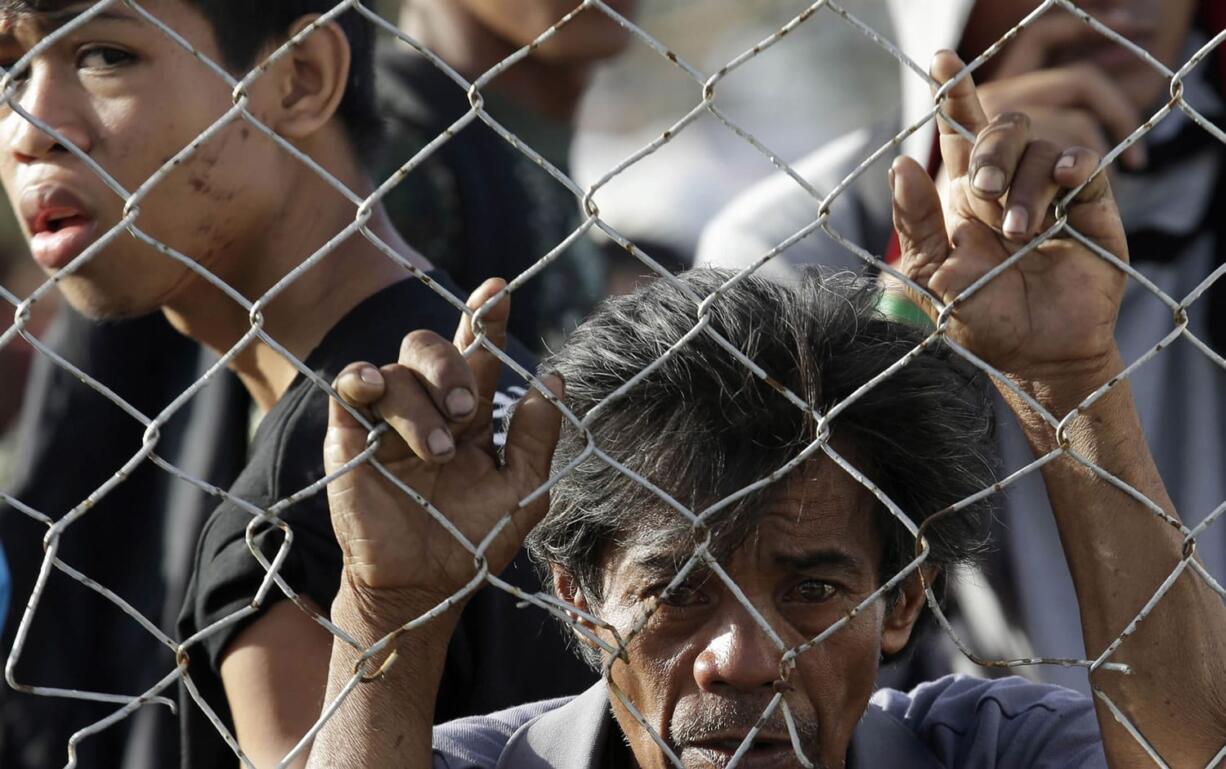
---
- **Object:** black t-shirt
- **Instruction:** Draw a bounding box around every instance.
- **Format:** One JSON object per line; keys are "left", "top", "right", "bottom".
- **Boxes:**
{"left": 372, "top": 44, "right": 606, "bottom": 354}
{"left": 1, "top": 311, "right": 249, "bottom": 769}
{"left": 176, "top": 275, "right": 595, "bottom": 768}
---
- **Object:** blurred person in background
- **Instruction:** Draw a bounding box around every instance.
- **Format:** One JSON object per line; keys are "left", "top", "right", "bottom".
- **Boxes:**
{"left": 0, "top": 1, "right": 633, "bottom": 768}
{"left": 697, "top": 0, "right": 1226, "bottom": 695}
{"left": 376, "top": 0, "right": 639, "bottom": 353}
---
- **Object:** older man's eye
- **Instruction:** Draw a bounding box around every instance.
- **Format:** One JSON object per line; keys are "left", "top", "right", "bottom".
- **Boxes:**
{"left": 658, "top": 582, "right": 707, "bottom": 608}
{"left": 785, "top": 580, "right": 836, "bottom": 603}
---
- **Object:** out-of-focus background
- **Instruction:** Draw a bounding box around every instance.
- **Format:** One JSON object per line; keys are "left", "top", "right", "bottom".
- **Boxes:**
{"left": 571, "top": 0, "right": 897, "bottom": 277}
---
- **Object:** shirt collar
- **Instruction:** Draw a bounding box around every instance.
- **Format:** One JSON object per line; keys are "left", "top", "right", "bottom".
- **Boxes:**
{"left": 497, "top": 682, "right": 946, "bottom": 769}
{"left": 847, "top": 704, "right": 946, "bottom": 769}
{"left": 497, "top": 682, "right": 613, "bottom": 768}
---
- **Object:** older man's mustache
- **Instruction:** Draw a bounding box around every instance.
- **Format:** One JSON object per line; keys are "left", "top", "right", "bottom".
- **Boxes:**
{"left": 669, "top": 695, "right": 820, "bottom": 758}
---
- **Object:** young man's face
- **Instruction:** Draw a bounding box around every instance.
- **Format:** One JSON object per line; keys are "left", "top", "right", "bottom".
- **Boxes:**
{"left": 457, "top": 0, "right": 639, "bottom": 63}
{"left": 0, "top": 1, "right": 285, "bottom": 319}
{"left": 963, "top": 0, "right": 1199, "bottom": 110}
{"left": 584, "top": 465, "right": 923, "bottom": 769}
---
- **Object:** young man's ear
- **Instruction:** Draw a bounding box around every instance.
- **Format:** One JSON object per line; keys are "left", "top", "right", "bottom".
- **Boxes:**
{"left": 880, "top": 565, "right": 937, "bottom": 656}
{"left": 263, "top": 15, "right": 351, "bottom": 142}
{"left": 551, "top": 565, "right": 603, "bottom": 652}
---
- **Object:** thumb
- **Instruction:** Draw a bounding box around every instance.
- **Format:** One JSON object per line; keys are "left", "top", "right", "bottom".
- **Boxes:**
{"left": 890, "top": 155, "right": 950, "bottom": 305}
{"left": 502, "top": 375, "right": 565, "bottom": 521}
{"left": 931, "top": 50, "right": 989, "bottom": 178}
{"left": 455, "top": 278, "right": 511, "bottom": 409}
{"left": 324, "top": 363, "right": 385, "bottom": 476}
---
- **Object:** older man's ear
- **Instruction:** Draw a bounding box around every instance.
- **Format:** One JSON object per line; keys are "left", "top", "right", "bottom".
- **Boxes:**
{"left": 551, "top": 565, "right": 604, "bottom": 653}
{"left": 880, "top": 566, "right": 937, "bottom": 657}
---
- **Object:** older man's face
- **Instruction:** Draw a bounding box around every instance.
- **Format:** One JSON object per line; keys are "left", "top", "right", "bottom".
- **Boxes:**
{"left": 583, "top": 464, "right": 927, "bottom": 769}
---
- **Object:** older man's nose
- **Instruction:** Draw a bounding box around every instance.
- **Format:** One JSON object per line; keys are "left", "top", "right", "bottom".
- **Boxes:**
{"left": 5, "top": 67, "right": 92, "bottom": 163}
{"left": 693, "top": 606, "right": 783, "bottom": 693}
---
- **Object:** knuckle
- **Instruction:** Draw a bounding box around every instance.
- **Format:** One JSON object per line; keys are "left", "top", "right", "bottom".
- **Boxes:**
{"left": 379, "top": 362, "right": 411, "bottom": 384}
{"left": 378, "top": 364, "right": 421, "bottom": 399}
{"left": 912, "top": 206, "right": 947, "bottom": 244}
{"left": 1026, "top": 139, "right": 1062, "bottom": 160}
{"left": 418, "top": 353, "right": 463, "bottom": 387}
{"left": 400, "top": 329, "right": 447, "bottom": 359}
{"left": 324, "top": 430, "right": 362, "bottom": 466}
{"left": 993, "top": 111, "right": 1031, "bottom": 131}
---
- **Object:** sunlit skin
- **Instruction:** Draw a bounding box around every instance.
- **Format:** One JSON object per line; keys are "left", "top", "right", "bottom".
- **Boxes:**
{"left": 556, "top": 465, "right": 929, "bottom": 769}
{"left": 962, "top": 0, "right": 1199, "bottom": 111}
{"left": 0, "top": 0, "right": 419, "bottom": 411}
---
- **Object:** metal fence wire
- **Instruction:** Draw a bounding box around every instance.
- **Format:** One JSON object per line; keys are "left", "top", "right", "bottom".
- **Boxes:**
{"left": 1, "top": 0, "right": 1224, "bottom": 767}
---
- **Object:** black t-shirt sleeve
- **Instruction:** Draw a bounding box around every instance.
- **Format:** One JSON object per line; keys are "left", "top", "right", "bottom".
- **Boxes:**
{"left": 177, "top": 279, "right": 596, "bottom": 759}
{"left": 181, "top": 379, "right": 341, "bottom": 673}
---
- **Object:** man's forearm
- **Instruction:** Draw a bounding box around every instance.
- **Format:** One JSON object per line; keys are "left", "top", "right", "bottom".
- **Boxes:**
{"left": 1008, "top": 353, "right": 1226, "bottom": 766}
{"left": 307, "top": 585, "right": 455, "bottom": 769}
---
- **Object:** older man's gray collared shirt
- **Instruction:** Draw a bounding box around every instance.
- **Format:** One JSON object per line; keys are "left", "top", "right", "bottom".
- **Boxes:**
{"left": 432, "top": 675, "right": 1106, "bottom": 768}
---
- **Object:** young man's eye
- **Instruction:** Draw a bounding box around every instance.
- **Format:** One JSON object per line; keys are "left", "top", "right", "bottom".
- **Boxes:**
{"left": 784, "top": 579, "right": 836, "bottom": 604}
{"left": 77, "top": 46, "right": 135, "bottom": 70}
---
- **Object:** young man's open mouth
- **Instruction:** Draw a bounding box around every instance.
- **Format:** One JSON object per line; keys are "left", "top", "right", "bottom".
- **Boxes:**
{"left": 21, "top": 183, "right": 99, "bottom": 272}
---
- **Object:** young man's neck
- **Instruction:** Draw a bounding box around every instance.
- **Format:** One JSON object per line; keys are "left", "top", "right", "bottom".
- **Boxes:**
{"left": 400, "top": 4, "right": 591, "bottom": 123}
{"left": 162, "top": 146, "right": 430, "bottom": 413}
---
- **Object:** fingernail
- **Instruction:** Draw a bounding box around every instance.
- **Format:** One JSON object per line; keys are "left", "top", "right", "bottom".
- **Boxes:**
{"left": 360, "top": 367, "right": 383, "bottom": 386}
{"left": 1003, "top": 206, "right": 1029, "bottom": 238}
{"left": 973, "top": 166, "right": 1005, "bottom": 195}
{"left": 888, "top": 167, "right": 897, "bottom": 196}
{"left": 446, "top": 388, "right": 476, "bottom": 418}
{"left": 1056, "top": 153, "right": 1077, "bottom": 171}
{"left": 428, "top": 428, "right": 454, "bottom": 456}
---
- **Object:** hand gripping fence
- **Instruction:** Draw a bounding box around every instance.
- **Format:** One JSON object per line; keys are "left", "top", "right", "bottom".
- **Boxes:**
{"left": 0, "top": 1, "right": 1223, "bottom": 767}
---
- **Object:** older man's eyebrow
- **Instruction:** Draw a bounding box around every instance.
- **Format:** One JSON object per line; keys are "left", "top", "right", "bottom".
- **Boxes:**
{"left": 638, "top": 549, "right": 702, "bottom": 575}
{"left": 775, "top": 549, "right": 865, "bottom": 574}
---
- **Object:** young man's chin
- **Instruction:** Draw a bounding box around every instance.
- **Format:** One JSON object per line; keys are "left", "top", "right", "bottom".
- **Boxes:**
{"left": 55, "top": 280, "right": 162, "bottom": 323}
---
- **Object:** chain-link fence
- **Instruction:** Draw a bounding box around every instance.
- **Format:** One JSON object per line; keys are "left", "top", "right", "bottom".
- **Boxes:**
{"left": 1, "top": 1, "right": 1224, "bottom": 767}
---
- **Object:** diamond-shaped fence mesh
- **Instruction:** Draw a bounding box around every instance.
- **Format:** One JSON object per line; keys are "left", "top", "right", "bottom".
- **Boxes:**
{"left": 0, "top": 1, "right": 1223, "bottom": 767}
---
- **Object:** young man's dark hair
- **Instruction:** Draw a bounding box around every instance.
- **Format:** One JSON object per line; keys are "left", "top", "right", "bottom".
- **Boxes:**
{"left": 0, "top": 0, "right": 381, "bottom": 146}
{"left": 529, "top": 269, "right": 997, "bottom": 667}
